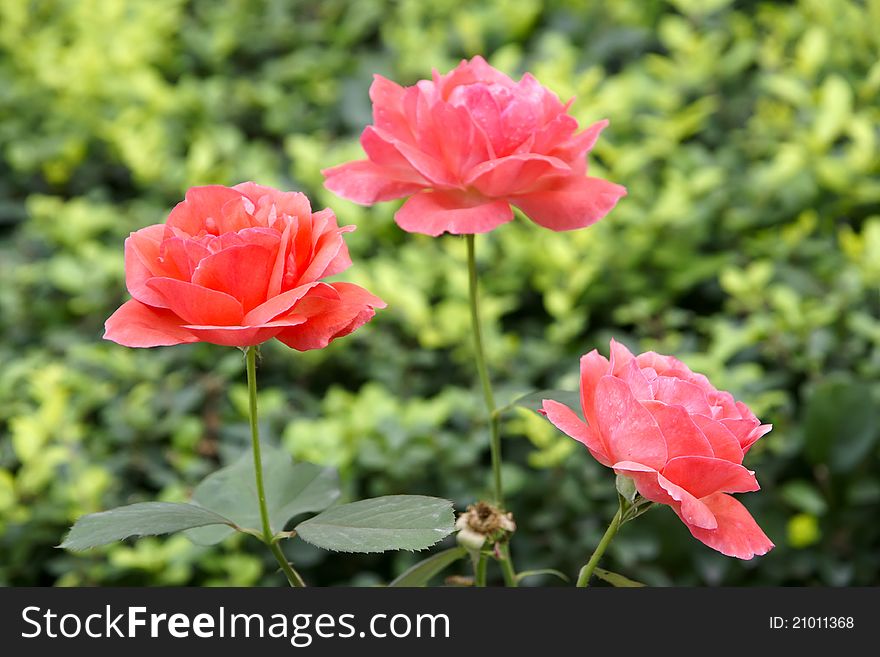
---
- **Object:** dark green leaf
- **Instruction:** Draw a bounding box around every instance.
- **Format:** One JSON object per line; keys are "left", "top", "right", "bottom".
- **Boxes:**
{"left": 61, "top": 502, "right": 233, "bottom": 551}
{"left": 616, "top": 474, "right": 638, "bottom": 504}
{"left": 803, "top": 377, "right": 879, "bottom": 473}
{"left": 295, "top": 495, "right": 455, "bottom": 553}
{"left": 593, "top": 568, "right": 646, "bottom": 587}
{"left": 780, "top": 480, "right": 827, "bottom": 515}
{"left": 515, "top": 568, "right": 570, "bottom": 584}
{"left": 621, "top": 498, "right": 656, "bottom": 524}
{"left": 186, "top": 445, "right": 340, "bottom": 545}
{"left": 503, "top": 389, "right": 582, "bottom": 418}
{"left": 388, "top": 546, "right": 467, "bottom": 587}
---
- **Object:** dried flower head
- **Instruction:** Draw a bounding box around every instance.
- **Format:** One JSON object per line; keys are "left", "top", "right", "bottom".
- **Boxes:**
{"left": 455, "top": 501, "right": 516, "bottom": 550}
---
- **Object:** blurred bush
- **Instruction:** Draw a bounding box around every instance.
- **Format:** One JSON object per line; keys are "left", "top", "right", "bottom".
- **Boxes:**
{"left": 1, "top": 0, "right": 878, "bottom": 586}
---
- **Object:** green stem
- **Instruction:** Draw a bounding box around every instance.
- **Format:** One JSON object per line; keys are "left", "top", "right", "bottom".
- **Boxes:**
{"left": 498, "top": 543, "right": 517, "bottom": 587}
{"left": 474, "top": 553, "right": 488, "bottom": 588}
{"left": 465, "top": 234, "right": 517, "bottom": 587}
{"left": 246, "top": 346, "right": 305, "bottom": 588}
{"left": 269, "top": 540, "right": 306, "bottom": 587}
{"left": 465, "top": 234, "right": 503, "bottom": 506}
{"left": 576, "top": 506, "right": 623, "bottom": 588}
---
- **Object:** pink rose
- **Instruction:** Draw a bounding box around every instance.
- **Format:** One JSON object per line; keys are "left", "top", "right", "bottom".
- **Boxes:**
{"left": 542, "top": 340, "right": 774, "bottom": 559}
{"left": 104, "top": 183, "right": 385, "bottom": 350}
{"left": 322, "top": 56, "right": 626, "bottom": 236}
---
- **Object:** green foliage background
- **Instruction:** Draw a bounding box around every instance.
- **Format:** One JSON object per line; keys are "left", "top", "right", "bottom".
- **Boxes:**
{"left": 1, "top": 0, "right": 878, "bottom": 586}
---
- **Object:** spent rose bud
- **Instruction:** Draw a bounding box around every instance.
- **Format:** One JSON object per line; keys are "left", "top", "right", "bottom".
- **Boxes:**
{"left": 542, "top": 339, "right": 774, "bottom": 559}
{"left": 323, "top": 56, "right": 626, "bottom": 236}
{"left": 455, "top": 501, "right": 516, "bottom": 551}
{"left": 104, "top": 183, "right": 385, "bottom": 350}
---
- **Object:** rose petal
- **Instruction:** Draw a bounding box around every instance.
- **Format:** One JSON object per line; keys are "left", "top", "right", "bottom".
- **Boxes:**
{"left": 619, "top": 359, "right": 654, "bottom": 402}
{"left": 608, "top": 338, "right": 637, "bottom": 375}
{"left": 642, "top": 400, "right": 714, "bottom": 460}
{"left": 707, "top": 389, "right": 740, "bottom": 420}
{"left": 611, "top": 461, "right": 671, "bottom": 505}
{"left": 191, "top": 244, "right": 274, "bottom": 313}
{"left": 124, "top": 225, "right": 170, "bottom": 306}
{"left": 158, "top": 236, "right": 213, "bottom": 282}
{"left": 635, "top": 351, "right": 680, "bottom": 374}
{"left": 551, "top": 119, "right": 609, "bottom": 165}
{"left": 531, "top": 113, "right": 579, "bottom": 157}
{"left": 296, "top": 214, "right": 353, "bottom": 284}
{"left": 742, "top": 424, "right": 772, "bottom": 454}
{"left": 394, "top": 190, "right": 513, "bottom": 236}
{"left": 661, "top": 455, "right": 759, "bottom": 499}
{"left": 267, "top": 218, "right": 293, "bottom": 298}
{"left": 104, "top": 299, "right": 197, "bottom": 347}
{"left": 322, "top": 160, "right": 426, "bottom": 204}
{"left": 369, "top": 74, "right": 412, "bottom": 140}
{"left": 234, "top": 183, "right": 314, "bottom": 223}
{"left": 183, "top": 317, "right": 307, "bottom": 348}
{"left": 690, "top": 414, "right": 744, "bottom": 464}
{"left": 437, "top": 56, "right": 515, "bottom": 98}
{"left": 368, "top": 126, "right": 457, "bottom": 188}
{"left": 594, "top": 375, "right": 667, "bottom": 470}
{"left": 447, "top": 83, "right": 505, "bottom": 153}
{"left": 500, "top": 74, "right": 557, "bottom": 149}
{"left": 680, "top": 493, "right": 774, "bottom": 560}
{"left": 166, "top": 185, "right": 243, "bottom": 235}
{"left": 579, "top": 349, "right": 611, "bottom": 434}
{"left": 430, "top": 102, "right": 491, "bottom": 177}
{"left": 146, "top": 277, "right": 243, "bottom": 326}
{"left": 721, "top": 418, "right": 763, "bottom": 449}
{"left": 653, "top": 377, "right": 713, "bottom": 416}
{"left": 274, "top": 282, "right": 385, "bottom": 351}
{"left": 542, "top": 399, "right": 610, "bottom": 465}
{"left": 510, "top": 176, "right": 627, "bottom": 231}
{"left": 464, "top": 153, "right": 570, "bottom": 198}
{"left": 361, "top": 125, "right": 422, "bottom": 172}
{"left": 216, "top": 196, "right": 259, "bottom": 233}
{"left": 657, "top": 473, "right": 717, "bottom": 530}
{"left": 243, "top": 282, "right": 337, "bottom": 326}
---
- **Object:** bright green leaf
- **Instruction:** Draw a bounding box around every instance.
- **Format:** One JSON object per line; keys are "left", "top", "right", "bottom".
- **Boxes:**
{"left": 787, "top": 513, "right": 821, "bottom": 549}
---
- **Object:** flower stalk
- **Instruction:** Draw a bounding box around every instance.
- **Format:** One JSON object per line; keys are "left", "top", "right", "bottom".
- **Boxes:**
{"left": 576, "top": 505, "right": 623, "bottom": 588}
{"left": 246, "top": 346, "right": 306, "bottom": 587}
{"left": 474, "top": 552, "right": 488, "bottom": 587}
{"left": 464, "top": 235, "right": 518, "bottom": 586}
{"left": 466, "top": 234, "right": 503, "bottom": 506}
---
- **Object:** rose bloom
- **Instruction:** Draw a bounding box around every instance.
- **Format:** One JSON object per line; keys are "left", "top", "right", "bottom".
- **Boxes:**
{"left": 542, "top": 340, "right": 773, "bottom": 559}
{"left": 104, "top": 183, "right": 385, "bottom": 350}
{"left": 322, "top": 56, "right": 626, "bottom": 236}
